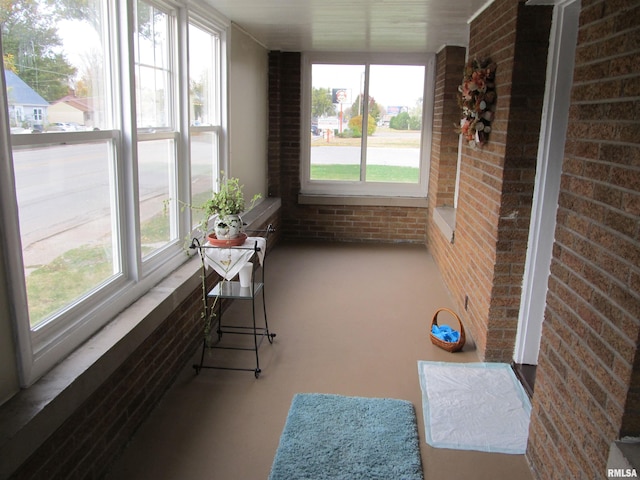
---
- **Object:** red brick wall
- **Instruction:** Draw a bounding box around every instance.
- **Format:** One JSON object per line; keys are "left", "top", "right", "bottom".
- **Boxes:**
{"left": 527, "top": 1, "right": 640, "bottom": 478}
{"left": 427, "top": 45, "right": 471, "bottom": 340}
{"left": 427, "top": 1, "right": 552, "bottom": 361}
{"left": 289, "top": 204, "right": 427, "bottom": 243}
{"left": 268, "top": 51, "right": 301, "bottom": 205}
{"left": 268, "top": 51, "right": 428, "bottom": 244}
{"left": 10, "top": 290, "right": 203, "bottom": 480}
{"left": 430, "top": 46, "right": 466, "bottom": 209}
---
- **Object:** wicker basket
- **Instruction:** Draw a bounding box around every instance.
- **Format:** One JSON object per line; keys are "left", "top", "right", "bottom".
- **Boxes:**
{"left": 430, "top": 307, "right": 466, "bottom": 353}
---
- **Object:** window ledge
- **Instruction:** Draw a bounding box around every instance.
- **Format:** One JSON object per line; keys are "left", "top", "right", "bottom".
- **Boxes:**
{"left": 298, "top": 194, "right": 428, "bottom": 208}
{"left": 0, "top": 258, "right": 202, "bottom": 478}
{"left": 0, "top": 197, "right": 281, "bottom": 479}
{"left": 434, "top": 206, "right": 456, "bottom": 243}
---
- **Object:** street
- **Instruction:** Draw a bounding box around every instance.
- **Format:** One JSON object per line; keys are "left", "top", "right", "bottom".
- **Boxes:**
{"left": 11, "top": 138, "right": 214, "bottom": 271}
{"left": 311, "top": 146, "right": 420, "bottom": 167}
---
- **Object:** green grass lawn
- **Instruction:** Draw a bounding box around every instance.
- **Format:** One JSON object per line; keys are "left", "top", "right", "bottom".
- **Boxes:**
{"left": 311, "top": 164, "right": 419, "bottom": 183}
{"left": 26, "top": 245, "right": 114, "bottom": 325}
{"left": 27, "top": 214, "right": 171, "bottom": 326}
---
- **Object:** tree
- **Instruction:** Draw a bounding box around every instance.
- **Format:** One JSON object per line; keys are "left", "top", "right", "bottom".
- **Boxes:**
{"left": 53, "top": 0, "right": 100, "bottom": 28}
{"left": 1, "top": 0, "right": 77, "bottom": 101}
{"left": 2, "top": 52, "right": 17, "bottom": 72}
{"left": 389, "top": 111, "right": 421, "bottom": 130}
{"left": 312, "top": 87, "right": 335, "bottom": 118}
{"left": 349, "top": 94, "right": 382, "bottom": 123}
{"left": 348, "top": 114, "right": 376, "bottom": 138}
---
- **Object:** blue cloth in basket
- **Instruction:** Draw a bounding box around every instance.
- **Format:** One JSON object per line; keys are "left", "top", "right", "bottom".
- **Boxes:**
{"left": 431, "top": 324, "right": 460, "bottom": 343}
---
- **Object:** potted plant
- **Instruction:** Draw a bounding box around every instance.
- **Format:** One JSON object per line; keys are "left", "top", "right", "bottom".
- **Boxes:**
{"left": 197, "top": 175, "right": 261, "bottom": 241}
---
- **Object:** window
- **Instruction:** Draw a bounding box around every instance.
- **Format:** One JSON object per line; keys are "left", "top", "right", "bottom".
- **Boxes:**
{"left": 188, "top": 21, "right": 223, "bottom": 225}
{"left": 302, "top": 53, "right": 435, "bottom": 197}
{"left": 134, "top": 1, "right": 178, "bottom": 259}
{"left": 0, "top": 0, "right": 228, "bottom": 385}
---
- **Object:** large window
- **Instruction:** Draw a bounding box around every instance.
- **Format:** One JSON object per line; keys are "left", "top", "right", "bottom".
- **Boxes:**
{"left": 188, "top": 22, "right": 222, "bottom": 224}
{"left": 134, "top": 1, "right": 179, "bottom": 259}
{"left": 0, "top": 0, "right": 227, "bottom": 385}
{"left": 302, "top": 53, "right": 435, "bottom": 197}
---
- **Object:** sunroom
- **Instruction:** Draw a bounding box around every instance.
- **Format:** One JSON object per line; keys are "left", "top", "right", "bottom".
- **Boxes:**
{"left": 0, "top": 1, "right": 638, "bottom": 479}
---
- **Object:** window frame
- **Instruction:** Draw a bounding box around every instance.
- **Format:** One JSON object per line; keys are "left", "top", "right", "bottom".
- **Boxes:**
{"left": 301, "top": 52, "right": 435, "bottom": 198}
{"left": 186, "top": 13, "right": 228, "bottom": 224}
{"left": 0, "top": 0, "right": 229, "bottom": 386}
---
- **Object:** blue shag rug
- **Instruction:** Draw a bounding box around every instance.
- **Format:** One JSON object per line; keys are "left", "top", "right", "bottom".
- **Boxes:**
{"left": 268, "top": 393, "right": 424, "bottom": 480}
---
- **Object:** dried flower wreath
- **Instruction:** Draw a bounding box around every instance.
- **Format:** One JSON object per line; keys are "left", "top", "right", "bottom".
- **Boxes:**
{"left": 457, "top": 58, "right": 497, "bottom": 147}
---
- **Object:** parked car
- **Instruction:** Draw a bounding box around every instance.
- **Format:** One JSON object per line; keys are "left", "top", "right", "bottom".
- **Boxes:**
{"left": 47, "top": 122, "right": 77, "bottom": 132}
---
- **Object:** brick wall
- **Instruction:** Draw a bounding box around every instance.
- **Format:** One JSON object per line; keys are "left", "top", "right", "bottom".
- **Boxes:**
{"left": 268, "top": 51, "right": 301, "bottom": 233}
{"left": 430, "top": 46, "right": 466, "bottom": 209}
{"left": 527, "top": 1, "right": 640, "bottom": 478}
{"left": 9, "top": 212, "right": 280, "bottom": 479}
{"left": 427, "top": 45, "right": 472, "bottom": 340}
{"left": 10, "top": 290, "right": 202, "bottom": 480}
{"left": 288, "top": 204, "right": 427, "bottom": 243}
{"left": 427, "top": 0, "right": 552, "bottom": 361}
{"left": 268, "top": 51, "right": 428, "bottom": 244}
{"left": 488, "top": 1, "right": 552, "bottom": 360}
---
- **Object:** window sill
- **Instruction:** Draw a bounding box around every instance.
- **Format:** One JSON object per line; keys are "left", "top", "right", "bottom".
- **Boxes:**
{"left": 434, "top": 206, "right": 456, "bottom": 243}
{"left": 0, "top": 197, "right": 281, "bottom": 479}
{"left": 0, "top": 258, "right": 202, "bottom": 478}
{"left": 298, "top": 194, "right": 428, "bottom": 208}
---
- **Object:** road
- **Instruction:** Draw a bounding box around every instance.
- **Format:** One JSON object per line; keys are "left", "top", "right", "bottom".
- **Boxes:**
{"left": 11, "top": 139, "right": 213, "bottom": 271}
{"left": 311, "top": 146, "right": 420, "bottom": 167}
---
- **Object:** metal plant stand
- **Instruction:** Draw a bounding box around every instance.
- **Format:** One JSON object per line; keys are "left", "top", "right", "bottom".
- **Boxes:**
{"left": 190, "top": 225, "right": 276, "bottom": 378}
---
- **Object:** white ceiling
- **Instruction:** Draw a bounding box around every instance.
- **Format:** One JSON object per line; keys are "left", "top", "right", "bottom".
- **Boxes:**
{"left": 199, "top": 0, "right": 493, "bottom": 53}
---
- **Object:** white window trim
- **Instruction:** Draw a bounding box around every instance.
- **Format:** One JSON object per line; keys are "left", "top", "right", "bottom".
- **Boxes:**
{"left": 515, "top": 0, "right": 580, "bottom": 365}
{"left": 187, "top": 2, "right": 230, "bottom": 177}
{"left": 300, "top": 52, "right": 435, "bottom": 198}
{"left": 1, "top": 0, "right": 229, "bottom": 387}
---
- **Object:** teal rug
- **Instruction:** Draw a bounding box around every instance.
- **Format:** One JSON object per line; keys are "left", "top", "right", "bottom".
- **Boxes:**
{"left": 268, "top": 393, "right": 424, "bottom": 480}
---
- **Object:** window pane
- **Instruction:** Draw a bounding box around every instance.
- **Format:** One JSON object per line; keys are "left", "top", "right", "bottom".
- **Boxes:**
{"left": 188, "top": 23, "right": 219, "bottom": 232}
{"left": 310, "top": 64, "right": 364, "bottom": 181}
{"left": 366, "top": 65, "right": 423, "bottom": 183}
{"left": 190, "top": 131, "right": 218, "bottom": 227}
{"left": 135, "top": 1, "right": 172, "bottom": 129}
{"left": 3, "top": 0, "right": 115, "bottom": 328}
{"left": 138, "top": 139, "right": 175, "bottom": 256}
{"left": 135, "top": 1, "right": 176, "bottom": 257}
{"left": 13, "top": 142, "right": 119, "bottom": 327}
{"left": 4, "top": 0, "right": 109, "bottom": 132}
{"left": 188, "top": 25, "right": 218, "bottom": 127}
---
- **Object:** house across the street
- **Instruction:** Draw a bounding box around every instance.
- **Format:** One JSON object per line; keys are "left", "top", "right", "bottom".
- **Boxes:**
{"left": 4, "top": 69, "right": 48, "bottom": 133}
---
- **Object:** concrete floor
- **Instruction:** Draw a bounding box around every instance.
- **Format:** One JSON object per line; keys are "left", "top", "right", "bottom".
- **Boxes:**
{"left": 105, "top": 241, "right": 534, "bottom": 480}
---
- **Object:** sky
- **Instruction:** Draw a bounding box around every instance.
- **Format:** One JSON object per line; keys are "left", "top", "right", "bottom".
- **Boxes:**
{"left": 57, "top": 20, "right": 103, "bottom": 70}
{"left": 312, "top": 64, "right": 425, "bottom": 110}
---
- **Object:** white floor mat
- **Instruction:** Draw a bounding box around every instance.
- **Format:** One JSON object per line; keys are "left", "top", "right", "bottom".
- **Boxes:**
{"left": 417, "top": 361, "right": 531, "bottom": 454}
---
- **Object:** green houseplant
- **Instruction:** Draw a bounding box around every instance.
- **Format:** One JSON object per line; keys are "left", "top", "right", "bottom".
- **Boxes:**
{"left": 197, "top": 175, "right": 260, "bottom": 240}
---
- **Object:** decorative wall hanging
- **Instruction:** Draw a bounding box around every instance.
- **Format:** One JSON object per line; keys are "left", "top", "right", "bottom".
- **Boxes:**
{"left": 457, "top": 58, "right": 497, "bottom": 148}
